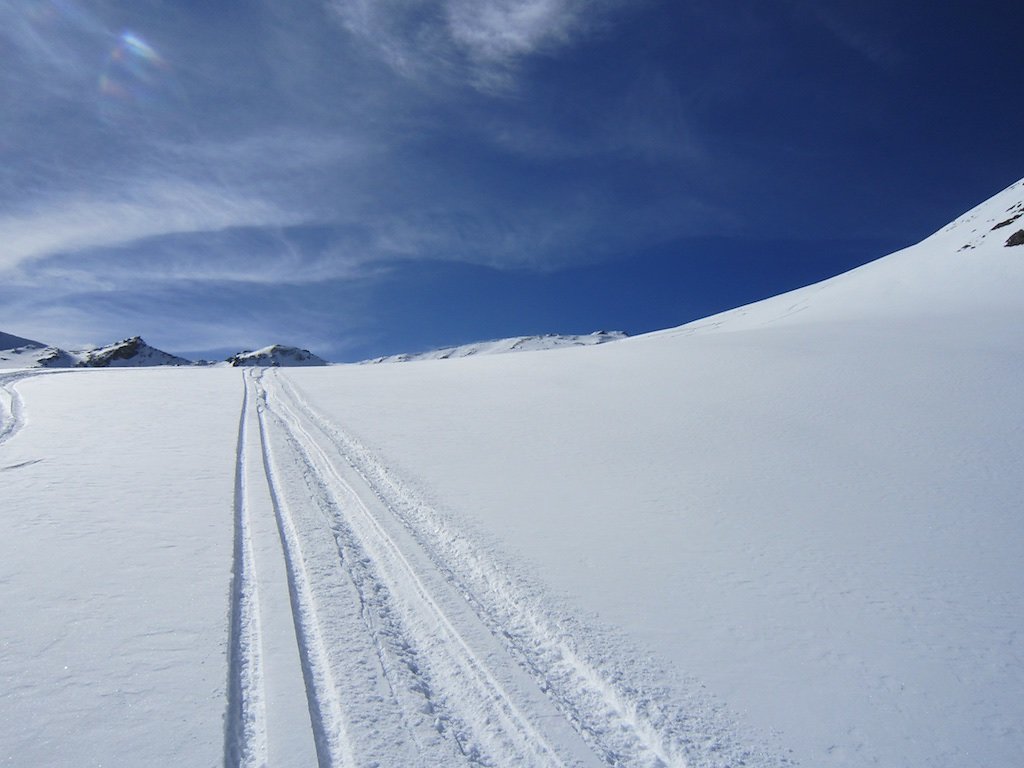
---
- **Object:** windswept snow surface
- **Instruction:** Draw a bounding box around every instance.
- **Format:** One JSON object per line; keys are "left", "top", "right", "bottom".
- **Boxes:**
{"left": 2, "top": 180, "right": 1023, "bottom": 767}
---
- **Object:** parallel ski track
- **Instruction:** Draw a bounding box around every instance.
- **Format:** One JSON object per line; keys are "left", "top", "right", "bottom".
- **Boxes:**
{"left": 223, "top": 372, "right": 268, "bottom": 768}
{"left": 257, "top": 408, "right": 468, "bottom": 764}
{"left": 269, "top": 372, "right": 789, "bottom": 768}
{"left": 267, "top": 372, "right": 685, "bottom": 767}
{"left": 255, "top": 370, "right": 470, "bottom": 767}
{"left": 255, "top": 374, "right": 354, "bottom": 768}
{"left": 261, "top": 370, "right": 604, "bottom": 768}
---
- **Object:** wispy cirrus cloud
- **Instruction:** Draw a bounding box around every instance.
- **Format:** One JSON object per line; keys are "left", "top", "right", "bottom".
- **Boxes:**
{"left": 0, "top": 0, "right": 724, "bottom": 356}
{"left": 330, "top": 0, "right": 630, "bottom": 89}
{"left": 0, "top": 180, "right": 300, "bottom": 274}
{"left": 445, "top": 0, "right": 598, "bottom": 62}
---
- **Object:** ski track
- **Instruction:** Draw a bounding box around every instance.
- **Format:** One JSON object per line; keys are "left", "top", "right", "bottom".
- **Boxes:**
{"left": 255, "top": 369, "right": 471, "bottom": 768}
{"left": 269, "top": 371, "right": 792, "bottom": 768}
{"left": 3, "top": 366, "right": 783, "bottom": 768}
{"left": 265, "top": 371, "right": 680, "bottom": 767}
{"left": 0, "top": 371, "right": 52, "bottom": 446}
{"left": 224, "top": 372, "right": 269, "bottom": 768}
{"left": 259, "top": 370, "right": 606, "bottom": 768}
{"left": 256, "top": 379, "right": 354, "bottom": 768}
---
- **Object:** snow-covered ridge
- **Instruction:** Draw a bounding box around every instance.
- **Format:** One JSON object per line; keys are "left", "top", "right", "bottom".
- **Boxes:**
{"left": 362, "top": 331, "right": 627, "bottom": 364}
{"left": 0, "top": 332, "right": 60, "bottom": 369}
{"left": 227, "top": 345, "right": 328, "bottom": 367}
{"left": 1, "top": 334, "right": 332, "bottom": 369}
{"left": 0, "top": 335, "right": 189, "bottom": 369}
{"left": 643, "top": 177, "right": 1024, "bottom": 340}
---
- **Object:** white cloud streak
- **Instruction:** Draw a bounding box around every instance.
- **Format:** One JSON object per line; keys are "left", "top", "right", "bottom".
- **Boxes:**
{"left": 330, "top": 0, "right": 625, "bottom": 88}
{"left": 0, "top": 181, "right": 300, "bottom": 273}
{"left": 446, "top": 0, "right": 583, "bottom": 61}
{"left": 0, "top": 0, "right": 716, "bottom": 358}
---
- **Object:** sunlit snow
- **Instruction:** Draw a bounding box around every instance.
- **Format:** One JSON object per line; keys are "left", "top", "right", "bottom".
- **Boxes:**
{"left": 2, "top": 180, "right": 1023, "bottom": 767}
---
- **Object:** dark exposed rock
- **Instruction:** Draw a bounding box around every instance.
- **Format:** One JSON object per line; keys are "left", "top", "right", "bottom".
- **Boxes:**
{"left": 991, "top": 212, "right": 1023, "bottom": 231}
{"left": 1005, "top": 229, "right": 1024, "bottom": 247}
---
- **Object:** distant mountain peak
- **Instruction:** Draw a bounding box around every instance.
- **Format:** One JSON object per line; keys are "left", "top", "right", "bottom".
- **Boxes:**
{"left": 0, "top": 331, "right": 45, "bottom": 351}
{"left": 78, "top": 336, "right": 191, "bottom": 368}
{"left": 1, "top": 332, "right": 190, "bottom": 369}
{"left": 227, "top": 345, "right": 328, "bottom": 367}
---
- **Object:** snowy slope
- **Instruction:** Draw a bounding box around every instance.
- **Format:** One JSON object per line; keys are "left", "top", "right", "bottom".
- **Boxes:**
{"left": 227, "top": 344, "right": 328, "bottom": 367}
{"left": 1, "top": 179, "right": 1023, "bottom": 768}
{"left": 0, "top": 345, "right": 49, "bottom": 369}
{"left": 0, "top": 331, "right": 71, "bottom": 369}
{"left": 657, "top": 178, "right": 1024, "bottom": 336}
{"left": 362, "top": 331, "right": 627, "bottom": 364}
{"left": 282, "top": 178, "right": 1024, "bottom": 767}
{"left": 0, "top": 344, "right": 74, "bottom": 369}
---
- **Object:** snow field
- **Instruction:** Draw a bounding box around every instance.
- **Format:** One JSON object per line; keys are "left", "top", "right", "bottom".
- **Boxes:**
{"left": 274, "top": 372, "right": 781, "bottom": 768}
{"left": 0, "top": 368, "right": 241, "bottom": 767}
{"left": 255, "top": 367, "right": 698, "bottom": 766}
{"left": 283, "top": 307, "right": 1024, "bottom": 768}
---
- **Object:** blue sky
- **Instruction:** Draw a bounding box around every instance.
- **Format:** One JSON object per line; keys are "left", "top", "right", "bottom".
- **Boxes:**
{"left": 1, "top": 0, "right": 1021, "bottom": 361}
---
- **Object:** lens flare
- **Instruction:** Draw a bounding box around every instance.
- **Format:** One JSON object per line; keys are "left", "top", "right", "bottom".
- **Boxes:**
{"left": 121, "top": 32, "right": 165, "bottom": 66}
{"left": 98, "top": 30, "right": 178, "bottom": 125}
